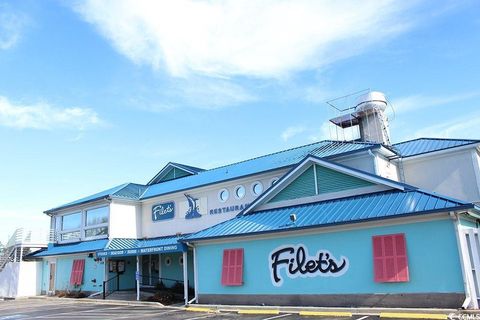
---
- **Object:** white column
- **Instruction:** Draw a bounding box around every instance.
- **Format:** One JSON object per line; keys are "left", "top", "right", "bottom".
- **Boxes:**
{"left": 136, "top": 256, "right": 140, "bottom": 301}
{"left": 183, "top": 251, "right": 188, "bottom": 305}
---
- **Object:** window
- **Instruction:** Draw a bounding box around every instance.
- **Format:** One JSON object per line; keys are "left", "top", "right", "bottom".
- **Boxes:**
{"left": 70, "top": 259, "right": 85, "bottom": 286}
{"left": 270, "top": 177, "right": 279, "bottom": 186}
{"left": 219, "top": 188, "right": 229, "bottom": 202}
{"left": 235, "top": 185, "right": 246, "bottom": 199}
{"left": 251, "top": 181, "right": 263, "bottom": 195}
{"left": 372, "top": 233, "right": 409, "bottom": 282}
{"left": 85, "top": 227, "right": 108, "bottom": 238}
{"left": 56, "top": 205, "right": 109, "bottom": 243}
{"left": 164, "top": 256, "right": 172, "bottom": 266}
{"left": 221, "top": 248, "right": 244, "bottom": 286}
{"left": 62, "top": 212, "right": 81, "bottom": 230}
{"left": 86, "top": 206, "right": 108, "bottom": 226}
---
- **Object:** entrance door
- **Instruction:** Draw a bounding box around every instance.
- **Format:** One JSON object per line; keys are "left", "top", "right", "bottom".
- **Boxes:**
{"left": 48, "top": 263, "right": 56, "bottom": 293}
{"left": 141, "top": 256, "right": 151, "bottom": 286}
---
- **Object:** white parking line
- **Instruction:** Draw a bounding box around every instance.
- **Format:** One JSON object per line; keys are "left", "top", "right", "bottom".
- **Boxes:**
{"left": 112, "top": 308, "right": 182, "bottom": 319}
{"left": 356, "top": 316, "right": 370, "bottom": 320}
{"left": 263, "top": 314, "right": 292, "bottom": 320}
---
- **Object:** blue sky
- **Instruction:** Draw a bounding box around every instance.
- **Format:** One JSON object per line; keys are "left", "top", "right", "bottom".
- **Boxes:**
{"left": 0, "top": 0, "right": 479, "bottom": 244}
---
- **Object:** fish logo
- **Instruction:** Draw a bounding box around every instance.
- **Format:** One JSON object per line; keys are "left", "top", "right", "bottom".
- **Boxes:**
{"left": 185, "top": 194, "right": 202, "bottom": 219}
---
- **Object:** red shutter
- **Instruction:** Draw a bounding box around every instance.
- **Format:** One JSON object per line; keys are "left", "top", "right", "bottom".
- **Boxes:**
{"left": 70, "top": 259, "right": 85, "bottom": 286}
{"left": 372, "top": 234, "right": 409, "bottom": 283}
{"left": 221, "top": 248, "right": 244, "bottom": 286}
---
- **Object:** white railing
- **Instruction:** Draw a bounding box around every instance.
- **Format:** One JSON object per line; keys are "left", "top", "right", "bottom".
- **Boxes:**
{"left": 5, "top": 228, "right": 49, "bottom": 247}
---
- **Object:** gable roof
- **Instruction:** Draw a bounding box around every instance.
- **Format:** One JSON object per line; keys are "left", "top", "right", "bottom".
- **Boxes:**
{"left": 147, "top": 162, "right": 205, "bottom": 185}
{"left": 44, "top": 183, "right": 147, "bottom": 214}
{"left": 184, "top": 189, "right": 474, "bottom": 242}
{"left": 393, "top": 138, "right": 480, "bottom": 158}
{"left": 240, "top": 155, "right": 410, "bottom": 216}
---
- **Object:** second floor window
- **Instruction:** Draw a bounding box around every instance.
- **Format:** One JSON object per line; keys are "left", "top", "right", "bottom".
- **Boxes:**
{"left": 56, "top": 205, "right": 109, "bottom": 242}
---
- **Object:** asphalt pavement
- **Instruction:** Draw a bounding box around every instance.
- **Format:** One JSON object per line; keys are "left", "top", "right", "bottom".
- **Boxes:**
{"left": 0, "top": 298, "right": 368, "bottom": 320}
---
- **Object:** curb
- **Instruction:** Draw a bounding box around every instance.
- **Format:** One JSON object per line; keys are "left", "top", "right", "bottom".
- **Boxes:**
{"left": 25, "top": 296, "right": 170, "bottom": 308}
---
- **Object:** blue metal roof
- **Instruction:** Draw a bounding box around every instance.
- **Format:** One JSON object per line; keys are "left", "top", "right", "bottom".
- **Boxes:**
{"left": 45, "top": 183, "right": 147, "bottom": 213}
{"left": 31, "top": 239, "right": 108, "bottom": 257}
{"left": 393, "top": 138, "right": 479, "bottom": 158}
{"left": 97, "top": 236, "right": 186, "bottom": 257}
{"left": 185, "top": 189, "right": 473, "bottom": 242}
{"left": 141, "top": 141, "right": 377, "bottom": 199}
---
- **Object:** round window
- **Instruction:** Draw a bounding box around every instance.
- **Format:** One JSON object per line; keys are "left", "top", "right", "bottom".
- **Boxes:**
{"left": 235, "top": 185, "right": 246, "bottom": 199}
{"left": 164, "top": 257, "right": 172, "bottom": 266}
{"left": 252, "top": 181, "right": 263, "bottom": 195}
{"left": 270, "top": 177, "right": 279, "bottom": 186}
{"left": 179, "top": 256, "right": 184, "bottom": 266}
{"left": 219, "top": 189, "right": 229, "bottom": 202}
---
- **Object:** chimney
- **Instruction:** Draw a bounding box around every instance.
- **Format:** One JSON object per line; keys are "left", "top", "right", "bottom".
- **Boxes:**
{"left": 329, "top": 91, "right": 391, "bottom": 145}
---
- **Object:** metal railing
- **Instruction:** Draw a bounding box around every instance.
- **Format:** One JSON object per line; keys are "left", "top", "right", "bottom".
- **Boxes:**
{"left": 6, "top": 228, "right": 49, "bottom": 247}
{"left": 102, "top": 274, "right": 120, "bottom": 299}
{"left": 139, "top": 274, "right": 184, "bottom": 289}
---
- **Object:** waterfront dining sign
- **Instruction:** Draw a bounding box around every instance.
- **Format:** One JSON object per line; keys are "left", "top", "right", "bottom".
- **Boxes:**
{"left": 269, "top": 244, "right": 349, "bottom": 286}
{"left": 152, "top": 201, "right": 175, "bottom": 221}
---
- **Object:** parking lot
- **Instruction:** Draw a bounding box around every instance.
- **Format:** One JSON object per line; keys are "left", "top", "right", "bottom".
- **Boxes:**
{"left": 0, "top": 299, "right": 374, "bottom": 320}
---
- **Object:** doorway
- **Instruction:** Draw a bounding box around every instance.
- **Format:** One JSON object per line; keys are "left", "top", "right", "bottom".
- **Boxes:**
{"left": 48, "top": 262, "right": 56, "bottom": 293}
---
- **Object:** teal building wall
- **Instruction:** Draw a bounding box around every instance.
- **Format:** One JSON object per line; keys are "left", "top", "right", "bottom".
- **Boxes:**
{"left": 196, "top": 218, "right": 463, "bottom": 295}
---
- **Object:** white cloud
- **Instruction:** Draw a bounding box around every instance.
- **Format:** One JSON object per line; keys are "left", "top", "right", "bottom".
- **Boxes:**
{"left": 281, "top": 126, "right": 307, "bottom": 141}
{"left": 411, "top": 112, "right": 480, "bottom": 139}
{"left": 0, "top": 4, "right": 27, "bottom": 50}
{"left": 0, "top": 96, "right": 101, "bottom": 130}
{"left": 74, "top": 0, "right": 416, "bottom": 79}
{"left": 391, "top": 91, "right": 480, "bottom": 114}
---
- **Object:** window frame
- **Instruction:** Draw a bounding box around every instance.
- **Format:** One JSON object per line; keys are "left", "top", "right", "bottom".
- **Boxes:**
{"left": 234, "top": 185, "right": 246, "bottom": 200}
{"left": 55, "top": 204, "right": 110, "bottom": 244}
{"left": 250, "top": 181, "right": 264, "bottom": 196}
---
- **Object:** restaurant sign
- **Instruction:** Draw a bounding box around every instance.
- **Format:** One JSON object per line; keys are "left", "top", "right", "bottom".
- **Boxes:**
{"left": 152, "top": 201, "right": 175, "bottom": 222}
{"left": 97, "top": 243, "right": 186, "bottom": 257}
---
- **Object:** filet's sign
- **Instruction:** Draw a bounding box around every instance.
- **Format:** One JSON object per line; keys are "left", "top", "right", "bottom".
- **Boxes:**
{"left": 269, "top": 244, "right": 349, "bottom": 286}
{"left": 152, "top": 201, "right": 175, "bottom": 221}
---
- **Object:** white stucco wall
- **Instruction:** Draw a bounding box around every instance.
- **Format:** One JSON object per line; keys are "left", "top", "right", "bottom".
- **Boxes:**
{"left": 376, "top": 155, "right": 399, "bottom": 181}
{"left": 403, "top": 149, "right": 480, "bottom": 203}
{"left": 109, "top": 201, "right": 142, "bottom": 239}
{"left": 141, "top": 169, "right": 288, "bottom": 238}
{"left": 0, "top": 261, "right": 42, "bottom": 297}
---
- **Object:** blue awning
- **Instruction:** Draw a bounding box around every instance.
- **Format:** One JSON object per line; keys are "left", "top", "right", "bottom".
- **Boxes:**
{"left": 31, "top": 239, "right": 108, "bottom": 257}
{"left": 97, "top": 235, "right": 186, "bottom": 258}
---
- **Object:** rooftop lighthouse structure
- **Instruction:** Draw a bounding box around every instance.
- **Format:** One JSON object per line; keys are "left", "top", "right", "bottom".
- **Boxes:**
{"left": 329, "top": 91, "right": 391, "bottom": 145}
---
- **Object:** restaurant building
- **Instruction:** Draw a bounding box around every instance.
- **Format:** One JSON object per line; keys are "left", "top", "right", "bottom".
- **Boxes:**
{"left": 31, "top": 92, "right": 480, "bottom": 308}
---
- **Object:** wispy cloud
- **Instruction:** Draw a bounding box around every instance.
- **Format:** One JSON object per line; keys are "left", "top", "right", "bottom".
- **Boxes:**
{"left": 74, "top": 0, "right": 417, "bottom": 79}
{"left": 391, "top": 91, "right": 480, "bottom": 114}
{"left": 411, "top": 111, "right": 480, "bottom": 139}
{"left": 281, "top": 126, "right": 307, "bottom": 141}
{"left": 0, "top": 3, "right": 28, "bottom": 50}
{"left": 0, "top": 96, "right": 102, "bottom": 130}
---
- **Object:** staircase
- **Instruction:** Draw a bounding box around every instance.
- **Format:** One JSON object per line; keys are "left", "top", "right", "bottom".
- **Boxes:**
{"left": 0, "top": 228, "right": 48, "bottom": 272}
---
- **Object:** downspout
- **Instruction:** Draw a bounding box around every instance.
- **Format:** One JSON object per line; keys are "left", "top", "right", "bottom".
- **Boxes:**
{"left": 368, "top": 150, "right": 379, "bottom": 175}
{"left": 450, "top": 211, "right": 474, "bottom": 309}
{"left": 185, "top": 242, "right": 198, "bottom": 304}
